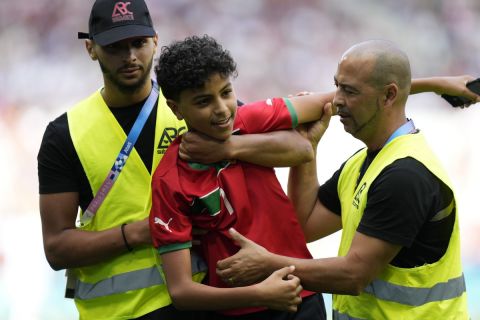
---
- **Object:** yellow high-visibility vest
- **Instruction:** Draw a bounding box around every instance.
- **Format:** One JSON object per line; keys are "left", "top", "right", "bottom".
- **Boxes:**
{"left": 68, "top": 89, "right": 205, "bottom": 320}
{"left": 334, "top": 133, "right": 468, "bottom": 320}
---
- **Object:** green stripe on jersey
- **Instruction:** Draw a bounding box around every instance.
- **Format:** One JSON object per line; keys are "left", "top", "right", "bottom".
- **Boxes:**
{"left": 157, "top": 241, "right": 192, "bottom": 254}
{"left": 191, "top": 188, "right": 221, "bottom": 216}
{"left": 283, "top": 98, "right": 298, "bottom": 128}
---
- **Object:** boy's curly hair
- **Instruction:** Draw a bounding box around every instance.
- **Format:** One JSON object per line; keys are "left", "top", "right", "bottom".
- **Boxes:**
{"left": 155, "top": 35, "right": 238, "bottom": 101}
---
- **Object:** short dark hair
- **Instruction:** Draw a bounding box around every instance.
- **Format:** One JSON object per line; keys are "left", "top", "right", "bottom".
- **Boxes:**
{"left": 155, "top": 35, "right": 238, "bottom": 101}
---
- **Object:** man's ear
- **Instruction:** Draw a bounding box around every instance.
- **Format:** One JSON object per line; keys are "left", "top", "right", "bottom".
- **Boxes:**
{"left": 152, "top": 34, "right": 158, "bottom": 54}
{"left": 85, "top": 40, "right": 98, "bottom": 61}
{"left": 383, "top": 83, "right": 398, "bottom": 107}
{"left": 166, "top": 99, "right": 183, "bottom": 120}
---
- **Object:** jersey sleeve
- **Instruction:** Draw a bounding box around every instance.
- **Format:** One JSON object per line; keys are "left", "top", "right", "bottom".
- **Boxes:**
{"left": 150, "top": 151, "right": 194, "bottom": 255}
{"left": 236, "top": 97, "right": 298, "bottom": 134}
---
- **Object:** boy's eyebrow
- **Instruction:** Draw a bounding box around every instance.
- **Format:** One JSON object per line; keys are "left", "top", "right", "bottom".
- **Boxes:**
{"left": 191, "top": 82, "right": 233, "bottom": 100}
{"left": 218, "top": 81, "right": 233, "bottom": 92}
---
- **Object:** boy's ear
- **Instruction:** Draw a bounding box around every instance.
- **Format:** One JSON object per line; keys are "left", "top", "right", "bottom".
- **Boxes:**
{"left": 166, "top": 99, "right": 183, "bottom": 120}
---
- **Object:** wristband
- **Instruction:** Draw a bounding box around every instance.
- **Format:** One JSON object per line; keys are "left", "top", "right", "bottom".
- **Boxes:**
{"left": 121, "top": 223, "right": 133, "bottom": 252}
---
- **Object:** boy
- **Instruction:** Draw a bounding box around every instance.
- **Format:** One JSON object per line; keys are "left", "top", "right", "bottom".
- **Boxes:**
{"left": 149, "top": 35, "right": 333, "bottom": 319}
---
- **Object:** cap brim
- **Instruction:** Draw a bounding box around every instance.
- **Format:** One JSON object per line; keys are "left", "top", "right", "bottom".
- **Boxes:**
{"left": 93, "top": 25, "right": 155, "bottom": 46}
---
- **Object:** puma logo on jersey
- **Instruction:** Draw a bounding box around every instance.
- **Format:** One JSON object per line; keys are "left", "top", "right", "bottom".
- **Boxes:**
{"left": 154, "top": 217, "right": 173, "bottom": 232}
{"left": 157, "top": 127, "right": 187, "bottom": 154}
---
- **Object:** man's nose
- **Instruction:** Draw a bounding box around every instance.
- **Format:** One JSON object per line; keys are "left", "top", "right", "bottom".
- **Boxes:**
{"left": 333, "top": 90, "right": 344, "bottom": 109}
{"left": 121, "top": 46, "right": 137, "bottom": 62}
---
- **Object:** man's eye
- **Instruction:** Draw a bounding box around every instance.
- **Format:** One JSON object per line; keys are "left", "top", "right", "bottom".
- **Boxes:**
{"left": 133, "top": 39, "right": 147, "bottom": 47}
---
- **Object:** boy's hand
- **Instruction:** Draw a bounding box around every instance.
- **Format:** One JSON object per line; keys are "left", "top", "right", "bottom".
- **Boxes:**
{"left": 255, "top": 266, "right": 303, "bottom": 312}
{"left": 436, "top": 75, "right": 479, "bottom": 102}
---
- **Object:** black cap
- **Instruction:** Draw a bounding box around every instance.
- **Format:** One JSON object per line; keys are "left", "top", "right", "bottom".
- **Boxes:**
{"left": 78, "top": 0, "right": 155, "bottom": 46}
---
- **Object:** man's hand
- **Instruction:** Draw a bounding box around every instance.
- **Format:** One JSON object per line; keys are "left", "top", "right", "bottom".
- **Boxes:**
{"left": 217, "top": 228, "right": 272, "bottom": 286}
{"left": 179, "top": 131, "right": 231, "bottom": 164}
{"left": 255, "top": 266, "right": 303, "bottom": 312}
{"left": 296, "top": 102, "right": 333, "bottom": 149}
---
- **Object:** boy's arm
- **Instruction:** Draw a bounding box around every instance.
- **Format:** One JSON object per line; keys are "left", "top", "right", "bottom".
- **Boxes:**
{"left": 161, "top": 249, "right": 302, "bottom": 312}
{"left": 289, "top": 75, "right": 479, "bottom": 124}
{"left": 410, "top": 75, "right": 480, "bottom": 101}
{"left": 179, "top": 129, "right": 313, "bottom": 167}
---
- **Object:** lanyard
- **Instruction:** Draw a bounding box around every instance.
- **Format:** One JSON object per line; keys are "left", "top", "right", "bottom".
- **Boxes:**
{"left": 80, "top": 82, "right": 159, "bottom": 227}
{"left": 355, "top": 119, "right": 416, "bottom": 189}
{"left": 383, "top": 119, "right": 416, "bottom": 146}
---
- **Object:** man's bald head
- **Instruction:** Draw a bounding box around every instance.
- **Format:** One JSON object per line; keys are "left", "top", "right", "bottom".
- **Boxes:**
{"left": 342, "top": 40, "right": 411, "bottom": 104}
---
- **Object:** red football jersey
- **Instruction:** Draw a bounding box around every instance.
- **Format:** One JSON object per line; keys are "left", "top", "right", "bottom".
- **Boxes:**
{"left": 150, "top": 98, "right": 314, "bottom": 315}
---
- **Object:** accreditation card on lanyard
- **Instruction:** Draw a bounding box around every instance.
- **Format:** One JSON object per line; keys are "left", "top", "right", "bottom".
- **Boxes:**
{"left": 79, "top": 81, "right": 159, "bottom": 227}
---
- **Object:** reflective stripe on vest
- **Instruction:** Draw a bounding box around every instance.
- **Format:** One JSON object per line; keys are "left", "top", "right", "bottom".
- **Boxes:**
{"left": 363, "top": 273, "right": 466, "bottom": 307}
{"left": 75, "top": 252, "right": 207, "bottom": 300}
{"left": 333, "top": 310, "right": 364, "bottom": 320}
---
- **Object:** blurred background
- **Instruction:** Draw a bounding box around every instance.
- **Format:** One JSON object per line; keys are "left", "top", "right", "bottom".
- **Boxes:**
{"left": 0, "top": 0, "right": 479, "bottom": 319}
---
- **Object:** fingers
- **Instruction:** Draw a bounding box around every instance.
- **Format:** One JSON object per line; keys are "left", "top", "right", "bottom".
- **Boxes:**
{"left": 322, "top": 102, "right": 333, "bottom": 121}
{"left": 216, "top": 256, "right": 235, "bottom": 271}
{"left": 228, "top": 227, "right": 249, "bottom": 246}
{"left": 216, "top": 262, "right": 233, "bottom": 280}
{"left": 286, "top": 295, "right": 303, "bottom": 312}
{"left": 178, "top": 145, "right": 192, "bottom": 161}
{"left": 272, "top": 265, "right": 296, "bottom": 279}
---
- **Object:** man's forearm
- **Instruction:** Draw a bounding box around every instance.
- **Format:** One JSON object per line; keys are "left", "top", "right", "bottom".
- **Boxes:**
{"left": 288, "top": 158, "right": 319, "bottom": 229}
{"left": 264, "top": 253, "right": 364, "bottom": 295}
{"left": 43, "top": 219, "right": 150, "bottom": 270}
{"left": 230, "top": 130, "right": 313, "bottom": 167}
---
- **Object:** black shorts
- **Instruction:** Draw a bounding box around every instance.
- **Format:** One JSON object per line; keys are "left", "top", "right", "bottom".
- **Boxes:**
{"left": 207, "top": 293, "right": 326, "bottom": 320}
{"left": 133, "top": 304, "right": 208, "bottom": 320}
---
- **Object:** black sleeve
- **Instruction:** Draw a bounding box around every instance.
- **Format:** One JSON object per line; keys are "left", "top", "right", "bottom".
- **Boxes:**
{"left": 357, "top": 157, "right": 444, "bottom": 247}
{"left": 317, "top": 162, "right": 346, "bottom": 216}
{"left": 37, "top": 113, "right": 82, "bottom": 194}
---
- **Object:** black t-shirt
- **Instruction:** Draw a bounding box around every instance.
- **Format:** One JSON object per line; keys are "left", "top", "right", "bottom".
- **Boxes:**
{"left": 37, "top": 99, "right": 156, "bottom": 212}
{"left": 317, "top": 148, "right": 455, "bottom": 268}
{"left": 37, "top": 99, "right": 245, "bottom": 213}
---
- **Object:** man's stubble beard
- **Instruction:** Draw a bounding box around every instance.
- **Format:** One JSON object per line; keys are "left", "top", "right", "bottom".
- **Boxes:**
{"left": 99, "top": 58, "right": 153, "bottom": 94}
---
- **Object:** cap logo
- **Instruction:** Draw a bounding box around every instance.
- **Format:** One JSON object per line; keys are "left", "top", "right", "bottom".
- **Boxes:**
{"left": 112, "top": 2, "right": 134, "bottom": 22}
